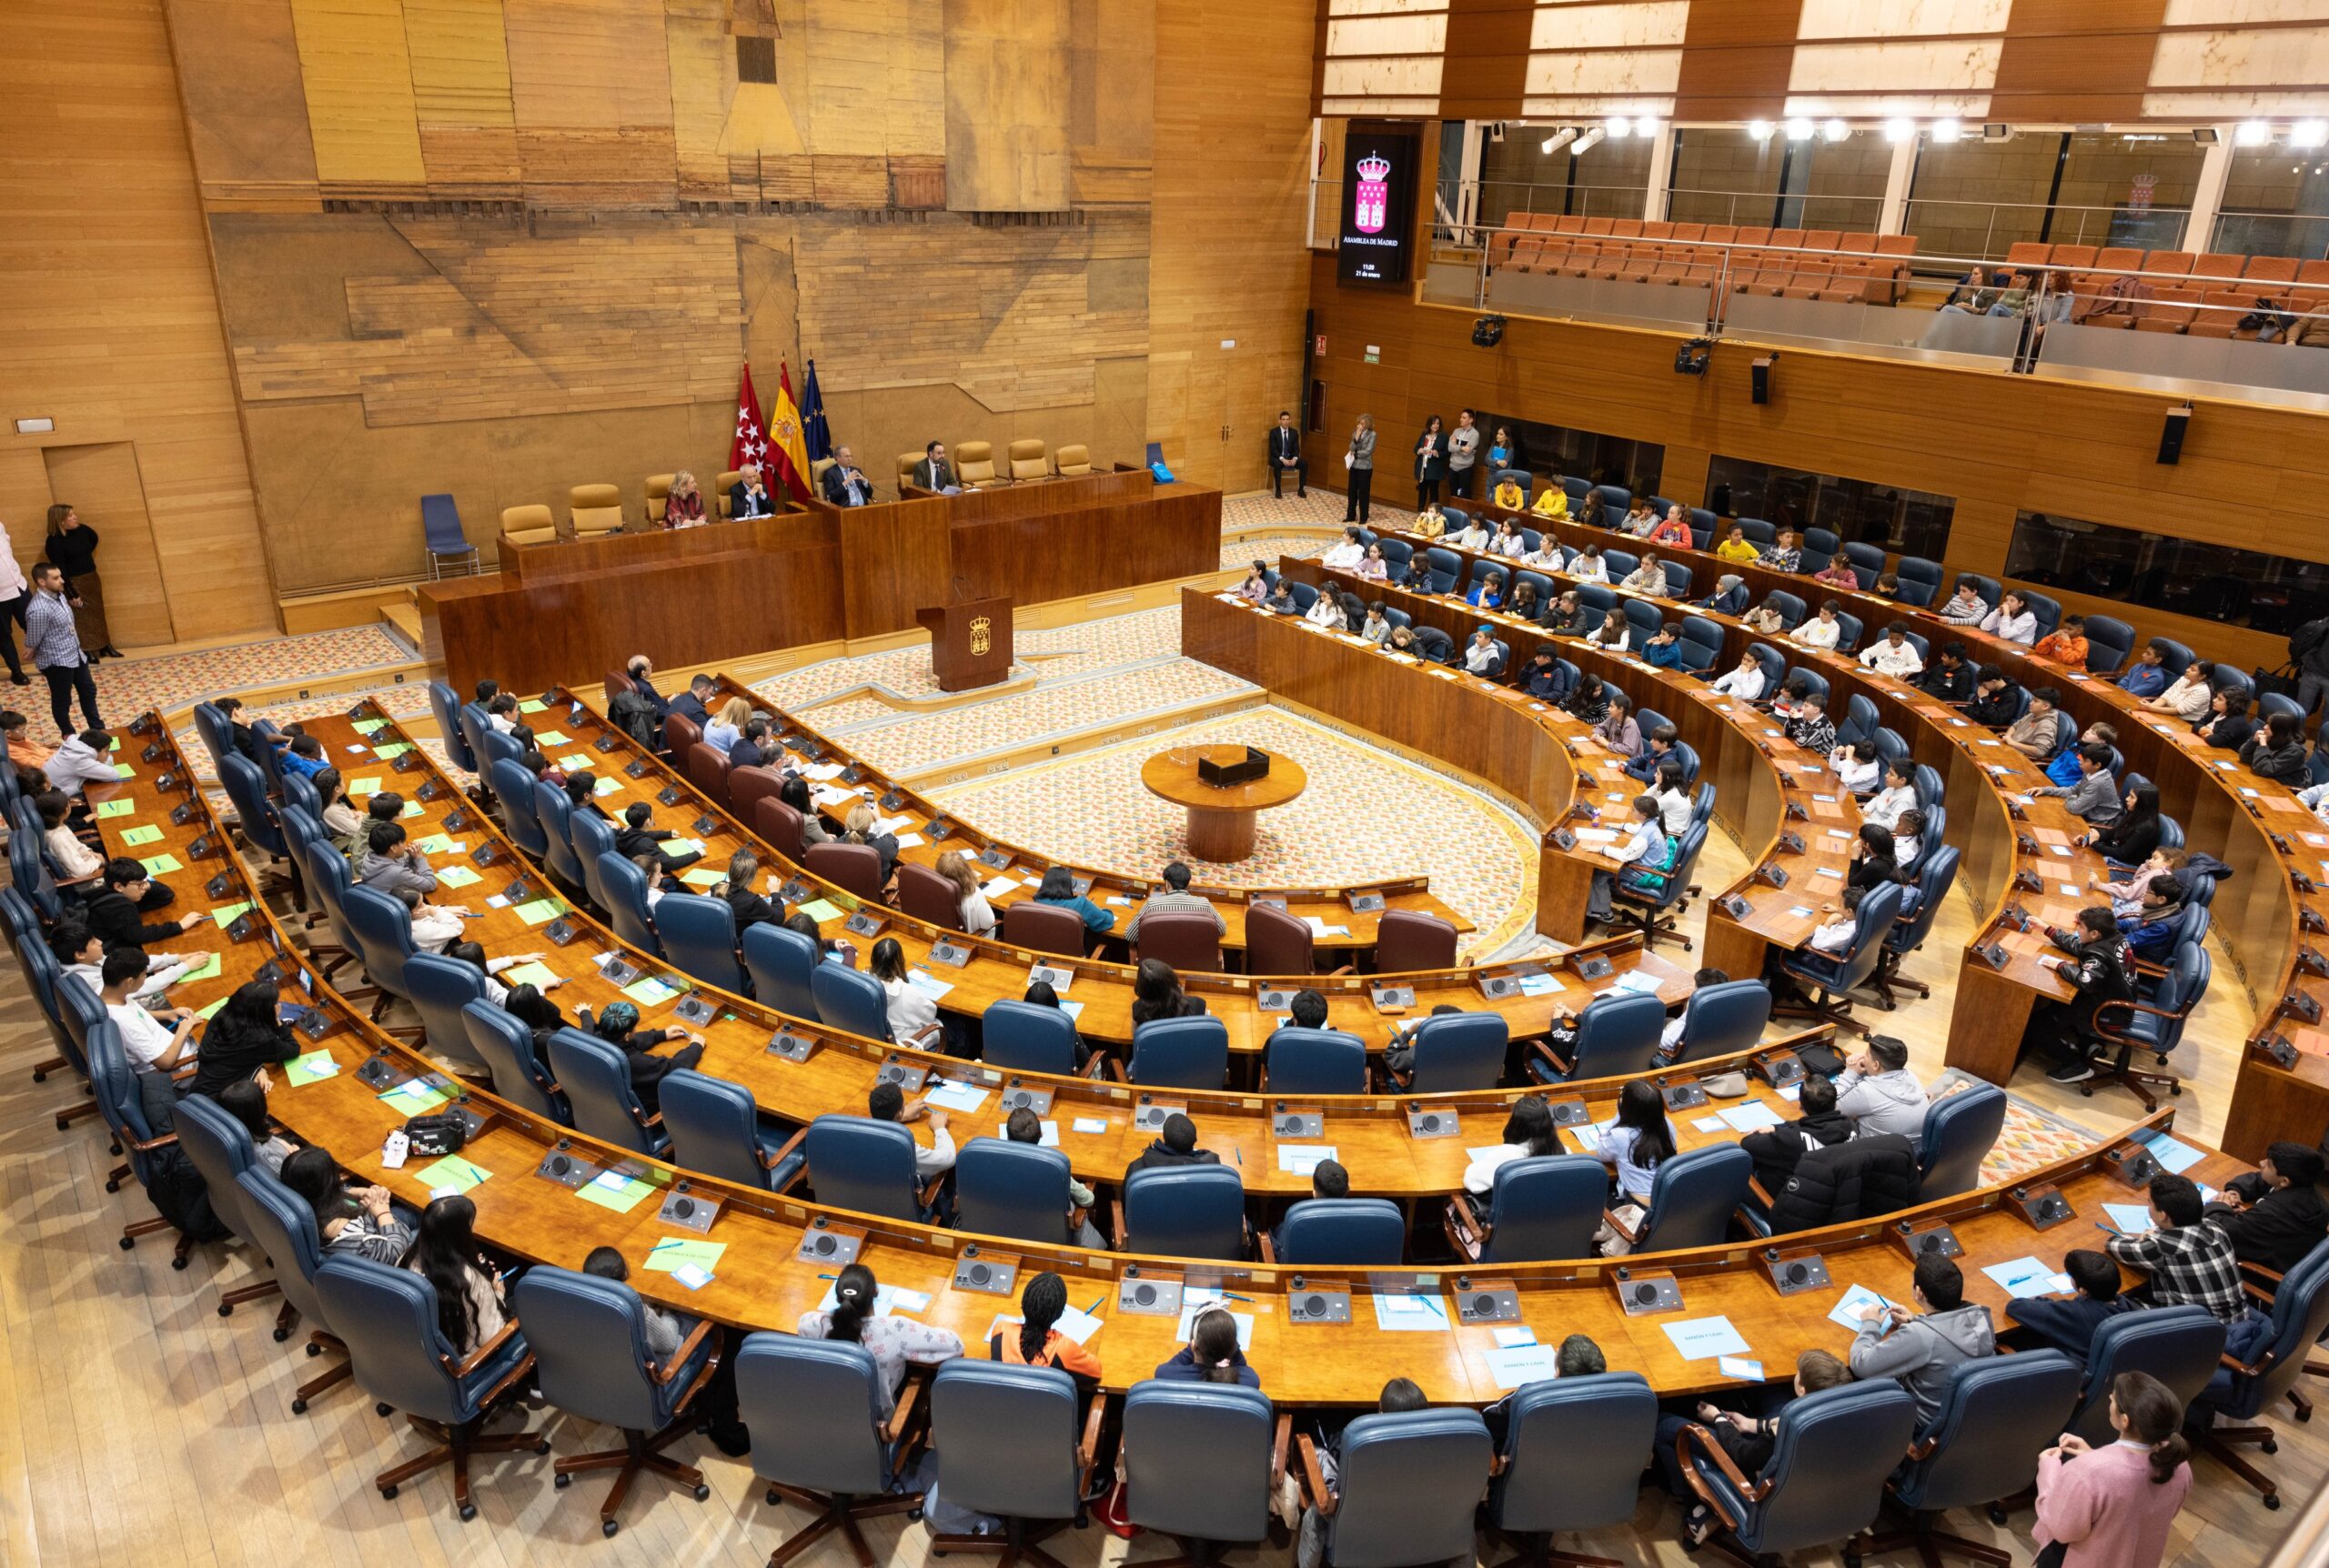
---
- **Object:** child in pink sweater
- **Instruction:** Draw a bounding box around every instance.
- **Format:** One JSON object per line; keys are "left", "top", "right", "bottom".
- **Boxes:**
{"left": 2032, "top": 1371, "right": 2192, "bottom": 1568}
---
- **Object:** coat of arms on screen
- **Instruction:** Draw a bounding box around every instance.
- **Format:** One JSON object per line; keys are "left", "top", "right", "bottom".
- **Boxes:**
{"left": 970, "top": 616, "right": 993, "bottom": 657}
{"left": 1354, "top": 154, "right": 1391, "bottom": 235}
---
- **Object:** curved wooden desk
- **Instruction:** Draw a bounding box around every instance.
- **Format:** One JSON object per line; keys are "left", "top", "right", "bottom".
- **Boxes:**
{"left": 1141, "top": 745, "right": 1306, "bottom": 862}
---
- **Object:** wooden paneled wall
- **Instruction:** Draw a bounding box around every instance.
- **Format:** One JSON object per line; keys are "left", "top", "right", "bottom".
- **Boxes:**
{"left": 1306, "top": 255, "right": 2329, "bottom": 675}
{"left": 0, "top": 0, "right": 275, "bottom": 642}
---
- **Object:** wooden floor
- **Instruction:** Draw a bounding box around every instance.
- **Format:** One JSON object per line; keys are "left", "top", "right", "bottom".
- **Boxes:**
{"left": 0, "top": 817, "right": 2314, "bottom": 1568}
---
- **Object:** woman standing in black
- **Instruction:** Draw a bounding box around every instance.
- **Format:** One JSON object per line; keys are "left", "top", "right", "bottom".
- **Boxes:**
{"left": 1412, "top": 415, "right": 1447, "bottom": 509}
{"left": 45, "top": 504, "right": 117, "bottom": 660}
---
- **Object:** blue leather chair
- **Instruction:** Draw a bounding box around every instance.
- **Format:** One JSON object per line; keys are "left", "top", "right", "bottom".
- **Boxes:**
{"left": 983, "top": 998, "right": 1085, "bottom": 1076}
{"left": 428, "top": 681, "right": 476, "bottom": 774}
{"left": 1953, "top": 571, "right": 2002, "bottom": 610}
{"left": 341, "top": 882, "right": 422, "bottom": 1029}
{"left": 509, "top": 1265, "right": 718, "bottom": 1534}
{"left": 1451, "top": 1153, "right": 1613, "bottom": 1263}
{"left": 250, "top": 718, "right": 290, "bottom": 797}
{"left": 1894, "top": 557, "right": 1942, "bottom": 608}
{"left": 1776, "top": 880, "right": 1903, "bottom": 1032}
{"left": 1669, "top": 978, "right": 1773, "bottom": 1066}
{"left": 1119, "top": 1166, "right": 1247, "bottom": 1260}
{"left": 1873, "top": 843, "right": 1960, "bottom": 1009}
{"left": 1576, "top": 583, "right": 1616, "bottom": 618}
{"left": 402, "top": 952, "right": 491, "bottom": 1070}
{"left": 1660, "top": 560, "right": 1694, "bottom": 598}
{"left": 460, "top": 1000, "right": 570, "bottom": 1123}
{"left": 1830, "top": 609, "right": 1863, "bottom": 654}
{"left": 804, "top": 1114, "right": 940, "bottom": 1222}
{"left": 1287, "top": 581, "right": 1319, "bottom": 615}
{"left": 1837, "top": 693, "right": 1880, "bottom": 751}
{"left": 1840, "top": 540, "right": 1886, "bottom": 587}
{"left": 1602, "top": 548, "right": 1638, "bottom": 582}
{"left": 1800, "top": 527, "right": 1839, "bottom": 573}
{"left": 1269, "top": 1198, "right": 1404, "bottom": 1266}
{"left": 1593, "top": 484, "right": 1631, "bottom": 520}
{"left": 570, "top": 808, "right": 618, "bottom": 910}
{"left": 2259, "top": 689, "right": 2304, "bottom": 725}
{"left": 656, "top": 892, "right": 742, "bottom": 992}
{"left": 2083, "top": 616, "right": 2134, "bottom": 674}
{"left": 1916, "top": 1081, "right": 2003, "bottom": 1196}
{"left": 659, "top": 1069, "right": 804, "bottom": 1191}
{"left": 2021, "top": 590, "right": 2062, "bottom": 641}
{"left": 2198, "top": 1238, "right": 2329, "bottom": 1507}
{"left": 1763, "top": 590, "right": 1806, "bottom": 629}
{"left": 171, "top": 1092, "right": 283, "bottom": 1312}
{"left": 1489, "top": 1372, "right": 1656, "bottom": 1564}
{"left": 1125, "top": 1015, "right": 1230, "bottom": 1090}
{"left": 1867, "top": 1352, "right": 2082, "bottom": 1559}
{"left": 1424, "top": 548, "right": 1462, "bottom": 593}
{"left": 1413, "top": 625, "right": 1455, "bottom": 666}
{"left": 237, "top": 1167, "right": 358, "bottom": 1412}
{"left": 1265, "top": 1026, "right": 1368, "bottom": 1094}
{"left": 1626, "top": 1142, "right": 1753, "bottom": 1253}
{"left": 1124, "top": 1381, "right": 1277, "bottom": 1559}
{"left": 2151, "top": 637, "right": 2194, "bottom": 678}
{"left": 220, "top": 752, "right": 292, "bottom": 885}
{"left": 743, "top": 922, "right": 822, "bottom": 1020}
{"left": 544, "top": 1027, "right": 670, "bottom": 1157}
{"left": 1735, "top": 518, "right": 1776, "bottom": 547}
{"left": 1609, "top": 819, "right": 1708, "bottom": 950}
{"left": 1678, "top": 615, "right": 1726, "bottom": 671}
{"left": 312, "top": 1255, "right": 540, "bottom": 1519}
{"left": 955, "top": 1137, "right": 1077, "bottom": 1245}
{"left": 488, "top": 758, "right": 549, "bottom": 856}
{"left": 594, "top": 851, "right": 661, "bottom": 953}
{"left": 1680, "top": 1381, "right": 1918, "bottom": 1563}
{"left": 85, "top": 1018, "right": 198, "bottom": 1260}
{"left": 1306, "top": 1406, "right": 1492, "bottom": 1568}
{"left": 532, "top": 779, "right": 590, "bottom": 892}
{"left": 2090, "top": 940, "right": 2208, "bottom": 1110}
{"left": 1531, "top": 990, "right": 1664, "bottom": 1083}
{"left": 1748, "top": 641, "right": 1787, "bottom": 691}
{"left": 2066, "top": 1306, "right": 2227, "bottom": 1447}
{"left": 1398, "top": 1010, "right": 1507, "bottom": 1092}
{"left": 1621, "top": 598, "right": 1665, "bottom": 646}
{"left": 190, "top": 700, "right": 232, "bottom": 778}
{"left": 925, "top": 1362, "right": 1102, "bottom": 1563}
{"left": 812, "top": 961, "right": 893, "bottom": 1043}
{"left": 735, "top": 1334, "right": 926, "bottom": 1558}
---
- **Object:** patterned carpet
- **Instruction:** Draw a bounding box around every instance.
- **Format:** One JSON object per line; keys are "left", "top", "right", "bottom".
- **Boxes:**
{"left": 28, "top": 626, "right": 417, "bottom": 739}
{"left": 935, "top": 705, "right": 1540, "bottom": 953}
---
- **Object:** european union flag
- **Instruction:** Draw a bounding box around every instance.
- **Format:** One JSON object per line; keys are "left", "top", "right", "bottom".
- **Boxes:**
{"left": 802, "top": 357, "right": 832, "bottom": 462}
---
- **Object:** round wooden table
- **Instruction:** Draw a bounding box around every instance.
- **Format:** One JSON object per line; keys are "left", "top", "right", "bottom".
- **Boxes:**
{"left": 1140, "top": 746, "right": 1307, "bottom": 863}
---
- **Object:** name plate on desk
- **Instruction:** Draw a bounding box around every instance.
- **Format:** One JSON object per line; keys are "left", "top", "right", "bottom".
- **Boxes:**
{"left": 1133, "top": 1097, "right": 1185, "bottom": 1133}
{"left": 797, "top": 1217, "right": 862, "bottom": 1265}
{"left": 1117, "top": 1270, "right": 1183, "bottom": 1316}
{"left": 952, "top": 1248, "right": 1018, "bottom": 1296}
{"left": 1286, "top": 1279, "right": 1352, "bottom": 1323}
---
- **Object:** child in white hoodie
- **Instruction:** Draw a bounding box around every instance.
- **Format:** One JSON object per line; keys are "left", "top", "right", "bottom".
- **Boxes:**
{"left": 1832, "top": 1034, "right": 1931, "bottom": 1145}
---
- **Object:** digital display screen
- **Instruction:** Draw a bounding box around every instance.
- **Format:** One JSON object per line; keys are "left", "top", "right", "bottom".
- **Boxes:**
{"left": 1337, "top": 127, "right": 1419, "bottom": 286}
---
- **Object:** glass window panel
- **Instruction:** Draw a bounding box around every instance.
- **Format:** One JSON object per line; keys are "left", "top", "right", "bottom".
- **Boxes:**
{"left": 1706, "top": 455, "right": 1954, "bottom": 562}
{"left": 2216, "top": 142, "right": 2329, "bottom": 261}
{"left": 1787, "top": 131, "right": 1890, "bottom": 235}
{"left": 2004, "top": 512, "right": 2329, "bottom": 637}
{"left": 2052, "top": 131, "right": 2203, "bottom": 252}
{"left": 1669, "top": 128, "right": 1786, "bottom": 229}
{"left": 1905, "top": 136, "right": 2057, "bottom": 263}
{"left": 1471, "top": 412, "right": 1663, "bottom": 497}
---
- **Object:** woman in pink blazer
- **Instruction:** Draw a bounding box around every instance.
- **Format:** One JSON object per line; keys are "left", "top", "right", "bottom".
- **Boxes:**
{"left": 2032, "top": 1371, "right": 2192, "bottom": 1568}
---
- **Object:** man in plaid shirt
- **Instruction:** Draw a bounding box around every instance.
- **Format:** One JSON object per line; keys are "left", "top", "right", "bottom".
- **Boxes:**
{"left": 2103, "top": 1171, "right": 2248, "bottom": 1323}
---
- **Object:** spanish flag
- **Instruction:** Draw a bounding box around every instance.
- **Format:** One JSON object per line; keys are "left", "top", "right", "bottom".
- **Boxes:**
{"left": 766, "top": 359, "right": 812, "bottom": 500}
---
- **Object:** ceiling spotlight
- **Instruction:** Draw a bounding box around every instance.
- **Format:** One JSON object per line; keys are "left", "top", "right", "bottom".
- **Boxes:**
{"left": 1747, "top": 119, "right": 1772, "bottom": 142}
{"left": 2236, "top": 120, "right": 2273, "bottom": 146}
{"left": 1931, "top": 117, "right": 1961, "bottom": 143}
{"left": 1607, "top": 116, "right": 1631, "bottom": 138}
{"left": 2294, "top": 120, "right": 2328, "bottom": 148}
{"left": 1883, "top": 117, "right": 1915, "bottom": 144}
{"left": 1784, "top": 117, "right": 1814, "bottom": 140}
{"left": 1634, "top": 114, "right": 1659, "bottom": 137}
{"left": 1568, "top": 128, "right": 1604, "bottom": 157}
{"left": 1539, "top": 127, "right": 1576, "bottom": 156}
{"left": 1822, "top": 118, "right": 1850, "bottom": 142}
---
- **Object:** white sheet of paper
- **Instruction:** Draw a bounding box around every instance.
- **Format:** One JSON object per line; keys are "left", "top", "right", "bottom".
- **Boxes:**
{"left": 1661, "top": 1316, "right": 1749, "bottom": 1361}
{"left": 1829, "top": 1283, "right": 1901, "bottom": 1332}
{"left": 1484, "top": 1344, "right": 1566, "bottom": 1389}
{"left": 1718, "top": 1101, "right": 1783, "bottom": 1133}
{"left": 1691, "top": 1115, "right": 1729, "bottom": 1133}
{"left": 1719, "top": 1356, "right": 1765, "bottom": 1382}
{"left": 1276, "top": 1144, "right": 1338, "bottom": 1175}
{"left": 998, "top": 1119, "right": 1061, "bottom": 1147}
{"left": 1492, "top": 1325, "right": 1538, "bottom": 1349}
{"left": 2102, "top": 1202, "right": 2156, "bottom": 1235}
{"left": 1982, "top": 1257, "right": 2073, "bottom": 1300}
{"left": 1370, "top": 1292, "right": 1452, "bottom": 1332}
{"left": 980, "top": 877, "right": 1016, "bottom": 900}
{"left": 923, "top": 1079, "right": 990, "bottom": 1113}
{"left": 1072, "top": 1117, "right": 1109, "bottom": 1135}
{"left": 1303, "top": 917, "right": 1351, "bottom": 938}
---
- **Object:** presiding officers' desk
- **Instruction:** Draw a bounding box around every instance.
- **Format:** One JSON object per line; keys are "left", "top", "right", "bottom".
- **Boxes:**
{"left": 1385, "top": 507, "right": 2329, "bottom": 1159}
{"left": 416, "top": 468, "right": 1222, "bottom": 697}
{"left": 689, "top": 673, "right": 1474, "bottom": 958}
{"left": 102, "top": 706, "right": 2239, "bottom": 1410}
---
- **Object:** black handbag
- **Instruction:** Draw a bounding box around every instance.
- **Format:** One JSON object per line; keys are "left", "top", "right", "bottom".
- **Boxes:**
{"left": 402, "top": 1112, "right": 468, "bottom": 1159}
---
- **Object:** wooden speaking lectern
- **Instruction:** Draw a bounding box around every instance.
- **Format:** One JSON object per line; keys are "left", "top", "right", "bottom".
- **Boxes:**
{"left": 917, "top": 598, "right": 1013, "bottom": 692}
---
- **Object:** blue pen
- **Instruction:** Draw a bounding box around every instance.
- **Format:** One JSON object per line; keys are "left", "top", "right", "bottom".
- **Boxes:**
{"left": 1220, "top": 1292, "right": 1254, "bottom": 1303}
{"left": 1086, "top": 1294, "right": 1107, "bottom": 1315}
{"left": 2094, "top": 1220, "right": 2124, "bottom": 1238}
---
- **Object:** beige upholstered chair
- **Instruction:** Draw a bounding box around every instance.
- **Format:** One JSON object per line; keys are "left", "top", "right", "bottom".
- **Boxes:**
{"left": 810, "top": 457, "right": 836, "bottom": 499}
{"left": 499, "top": 504, "right": 559, "bottom": 546}
{"left": 898, "top": 453, "right": 923, "bottom": 491}
{"left": 567, "top": 483, "right": 623, "bottom": 538}
{"left": 644, "top": 474, "right": 674, "bottom": 524}
{"left": 1051, "top": 444, "right": 1093, "bottom": 477}
{"left": 954, "top": 441, "right": 998, "bottom": 487}
{"left": 1007, "top": 439, "right": 1048, "bottom": 481}
{"left": 716, "top": 469, "right": 742, "bottom": 518}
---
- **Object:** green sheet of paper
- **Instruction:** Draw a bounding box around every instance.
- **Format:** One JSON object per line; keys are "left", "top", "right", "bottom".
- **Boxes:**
{"left": 348, "top": 776, "right": 385, "bottom": 796}
{"left": 194, "top": 997, "right": 230, "bottom": 1021}
{"left": 284, "top": 1050, "right": 338, "bottom": 1086}
{"left": 416, "top": 1153, "right": 491, "bottom": 1194}
{"left": 109, "top": 736, "right": 123, "bottom": 752}
{"left": 211, "top": 900, "right": 254, "bottom": 927}
{"left": 176, "top": 952, "right": 223, "bottom": 984}
{"left": 560, "top": 752, "right": 592, "bottom": 770}
{"left": 353, "top": 719, "right": 387, "bottom": 736}
{"left": 575, "top": 1172, "right": 656, "bottom": 1213}
{"left": 94, "top": 799, "right": 136, "bottom": 819}
{"left": 112, "top": 762, "right": 136, "bottom": 779}
{"left": 513, "top": 898, "right": 565, "bottom": 926}
{"left": 378, "top": 1080, "right": 450, "bottom": 1115}
{"left": 679, "top": 868, "right": 725, "bottom": 887}
{"left": 593, "top": 776, "right": 621, "bottom": 796}
{"left": 499, "top": 960, "right": 559, "bottom": 990}
{"left": 796, "top": 898, "right": 843, "bottom": 923}
{"left": 622, "top": 976, "right": 680, "bottom": 1007}
{"left": 533, "top": 730, "right": 570, "bottom": 747}
{"left": 436, "top": 864, "right": 482, "bottom": 888}
{"left": 120, "top": 825, "right": 164, "bottom": 846}
{"left": 400, "top": 799, "right": 427, "bottom": 819}
{"left": 643, "top": 1238, "right": 728, "bottom": 1272}
{"left": 139, "top": 853, "right": 184, "bottom": 876}
{"left": 519, "top": 699, "right": 549, "bottom": 714}
{"left": 373, "top": 742, "right": 412, "bottom": 759}
{"left": 414, "top": 834, "right": 458, "bottom": 856}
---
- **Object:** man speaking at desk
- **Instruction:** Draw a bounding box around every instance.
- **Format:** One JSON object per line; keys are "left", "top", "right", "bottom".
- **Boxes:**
{"left": 912, "top": 441, "right": 960, "bottom": 493}
{"left": 822, "top": 447, "right": 874, "bottom": 507}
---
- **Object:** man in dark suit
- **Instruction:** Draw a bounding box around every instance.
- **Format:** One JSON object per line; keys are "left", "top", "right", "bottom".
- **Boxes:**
{"left": 728, "top": 716, "right": 778, "bottom": 771}
{"left": 624, "top": 654, "right": 668, "bottom": 718}
{"left": 730, "top": 464, "right": 773, "bottom": 518}
{"left": 614, "top": 801, "right": 701, "bottom": 874}
{"left": 1267, "top": 410, "right": 1306, "bottom": 498}
{"left": 668, "top": 674, "right": 716, "bottom": 731}
{"left": 911, "top": 440, "right": 957, "bottom": 491}
{"left": 822, "top": 446, "right": 874, "bottom": 507}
